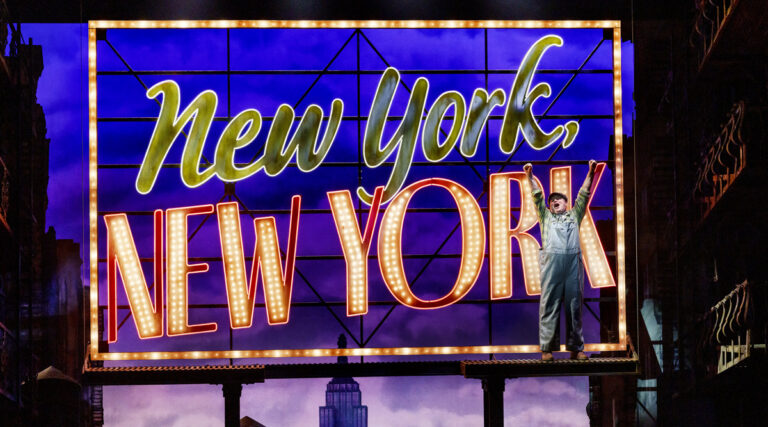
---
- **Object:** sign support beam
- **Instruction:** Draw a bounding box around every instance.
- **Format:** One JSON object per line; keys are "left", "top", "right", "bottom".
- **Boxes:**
{"left": 482, "top": 377, "right": 505, "bottom": 427}
{"left": 223, "top": 383, "right": 242, "bottom": 427}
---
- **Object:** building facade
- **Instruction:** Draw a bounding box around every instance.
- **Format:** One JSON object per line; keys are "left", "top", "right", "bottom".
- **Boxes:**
{"left": 319, "top": 335, "right": 368, "bottom": 427}
{"left": 0, "top": 9, "right": 95, "bottom": 425}
{"left": 627, "top": 0, "right": 768, "bottom": 425}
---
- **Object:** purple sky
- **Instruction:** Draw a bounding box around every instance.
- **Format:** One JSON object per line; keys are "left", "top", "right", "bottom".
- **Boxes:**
{"left": 24, "top": 22, "right": 634, "bottom": 426}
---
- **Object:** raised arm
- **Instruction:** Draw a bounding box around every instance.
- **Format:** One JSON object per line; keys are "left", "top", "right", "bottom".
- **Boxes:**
{"left": 572, "top": 160, "right": 597, "bottom": 224}
{"left": 524, "top": 163, "right": 548, "bottom": 222}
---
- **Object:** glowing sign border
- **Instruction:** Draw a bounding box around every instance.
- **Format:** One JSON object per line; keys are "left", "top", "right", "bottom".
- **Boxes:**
{"left": 88, "top": 20, "right": 627, "bottom": 361}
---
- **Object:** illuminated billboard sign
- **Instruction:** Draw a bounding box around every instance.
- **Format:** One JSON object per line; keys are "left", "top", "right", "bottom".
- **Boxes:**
{"left": 88, "top": 20, "right": 629, "bottom": 361}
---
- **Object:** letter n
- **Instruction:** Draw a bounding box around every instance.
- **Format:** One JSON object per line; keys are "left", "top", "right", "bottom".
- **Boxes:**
{"left": 105, "top": 211, "right": 164, "bottom": 342}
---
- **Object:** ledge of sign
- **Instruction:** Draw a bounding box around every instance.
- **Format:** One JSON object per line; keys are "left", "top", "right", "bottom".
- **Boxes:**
{"left": 83, "top": 363, "right": 266, "bottom": 385}
{"left": 460, "top": 355, "right": 640, "bottom": 379}
{"left": 83, "top": 356, "right": 639, "bottom": 385}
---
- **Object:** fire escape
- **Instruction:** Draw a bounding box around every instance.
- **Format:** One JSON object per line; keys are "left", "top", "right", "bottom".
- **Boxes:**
{"left": 649, "top": 0, "right": 768, "bottom": 424}
{"left": 632, "top": 0, "right": 768, "bottom": 424}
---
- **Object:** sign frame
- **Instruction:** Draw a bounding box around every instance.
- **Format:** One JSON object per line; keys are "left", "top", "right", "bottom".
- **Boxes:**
{"left": 88, "top": 19, "right": 628, "bottom": 361}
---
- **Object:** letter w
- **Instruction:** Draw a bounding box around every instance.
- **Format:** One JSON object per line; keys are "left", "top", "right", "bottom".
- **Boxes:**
{"left": 217, "top": 197, "right": 301, "bottom": 327}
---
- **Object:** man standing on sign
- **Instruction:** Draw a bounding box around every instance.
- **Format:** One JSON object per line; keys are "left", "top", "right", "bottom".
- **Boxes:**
{"left": 524, "top": 160, "right": 597, "bottom": 361}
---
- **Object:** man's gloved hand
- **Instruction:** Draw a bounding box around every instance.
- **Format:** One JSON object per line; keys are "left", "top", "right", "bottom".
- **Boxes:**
{"left": 588, "top": 160, "right": 597, "bottom": 175}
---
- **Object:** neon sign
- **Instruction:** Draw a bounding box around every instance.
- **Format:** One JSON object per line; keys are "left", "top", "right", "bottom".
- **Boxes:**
{"left": 136, "top": 35, "right": 578, "bottom": 203}
{"left": 89, "top": 20, "right": 628, "bottom": 361}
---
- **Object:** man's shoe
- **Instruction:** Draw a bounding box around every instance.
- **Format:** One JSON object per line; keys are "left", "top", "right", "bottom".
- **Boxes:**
{"left": 541, "top": 352, "right": 554, "bottom": 361}
{"left": 570, "top": 351, "right": 588, "bottom": 360}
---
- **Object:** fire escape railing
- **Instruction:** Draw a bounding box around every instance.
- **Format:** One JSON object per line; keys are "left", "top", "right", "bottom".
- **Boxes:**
{"left": 693, "top": 280, "right": 766, "bottom": 377}
{"left": 689, "top": 0, "right": 736, "bottom": 71}
{"left": 0, "top": 156, "right": 9, "bottom": 233}
{"left": 693, "top": 101, "right": 747, "bottom": 221}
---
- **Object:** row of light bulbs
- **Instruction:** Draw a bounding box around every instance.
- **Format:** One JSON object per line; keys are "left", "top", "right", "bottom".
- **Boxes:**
{"left": 378, "top": 179, "right": 485, "bottom": 309}
{"left": 489, "top": 173, "right": 544, "bottom": 298}
{"left": 103, "top": 167, "right": 612, "bottom": 335}
{"left": 87, "top": 21, "right": 629, "bottom": 356}
{"left": 218, "top": 202, "right": 254, "bottom": 328}
{"left": 328, "top": 190, "right": 377, "bottom": 316}
{"left": 88, "top": 28, "right": 99, "bottom": 353}
{"left": 94, "top": 342, "right": 628, "bottom": 361}
{"left": 612, "top": 26, "right": 628, "bottom": 345}
{"left": 551, "top": 166, "right": 615, "bottom": 289}
{"left": 100, "top": 172, "right": 619, "bottom": 342}
{"left": 255, "top": 219, "right": 291, "bottom": 324}
{"left": 88, "top": 20, "right": 622, "bottom": 30}
{"left": 167, "top": 206, "right": 218, "bottom": 336}
{"left": 105, "top": 214, "right": 162, "bottom": 341}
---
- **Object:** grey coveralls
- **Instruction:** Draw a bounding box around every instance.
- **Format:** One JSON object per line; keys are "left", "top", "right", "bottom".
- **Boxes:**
{"left": 531, "top": 180, "right": 591, "bottom": 352}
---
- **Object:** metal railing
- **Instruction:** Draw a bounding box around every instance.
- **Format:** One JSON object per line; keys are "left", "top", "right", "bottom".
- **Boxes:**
{"left": 690, "top": 0, "right": 736, "bottom": 71}
{"left": 693, "top": 101, "right": 747, "bottom": 220}
{"left": 694, "top": 280, "right": 765, "bottom": 376}
{"left": 0, "top": 156, "right": 9, "bottom": 230}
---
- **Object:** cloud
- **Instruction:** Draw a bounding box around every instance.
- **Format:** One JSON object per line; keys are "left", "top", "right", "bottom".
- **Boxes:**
{"left": 23, "top": 24, "right": 88, "bottom": 242}
{"left": 104, "top": 384, "right": 222, "bottom": 427}
{"left": 506, "top": 377, "right": 585, "bottom": 399}
{"left": 505, "top": 377, "right": 590, "bottom": 427}
{"left": 104, "top": 376, "right": 589, "bottom": 427}
{"left": 45, "top": 160, "right": 85, "bottom": 241}
{"left": 507, "top": 406, "right": 588, "bottom": 427}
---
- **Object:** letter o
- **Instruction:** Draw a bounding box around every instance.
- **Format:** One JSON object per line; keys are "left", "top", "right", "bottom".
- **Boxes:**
{"left": 378, "top": 178, "right": 485, "bottom": 309}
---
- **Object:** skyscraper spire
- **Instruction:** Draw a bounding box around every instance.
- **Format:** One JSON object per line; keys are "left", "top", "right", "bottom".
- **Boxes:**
{"left": 337, "top": 333, "right": 348, "bottom": 365}
{"left": 319, "top": 334, "right": 367, "bottom": 427}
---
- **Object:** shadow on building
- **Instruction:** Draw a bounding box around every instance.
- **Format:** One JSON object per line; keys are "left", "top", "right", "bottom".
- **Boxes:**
{"left": 0, "top": 5, "right": 94, "bottom": 426}
{"left": 586, "top": 0, "right": 768, "bottom": 425}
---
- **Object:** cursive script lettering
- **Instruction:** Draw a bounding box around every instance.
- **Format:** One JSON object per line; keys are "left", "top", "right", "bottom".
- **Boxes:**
{"left": 136, "top": 36, "right": 579, "bottom": 203}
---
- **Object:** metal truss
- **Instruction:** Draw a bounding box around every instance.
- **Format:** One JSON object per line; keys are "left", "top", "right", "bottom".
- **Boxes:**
{"left": 95, "top": 26, "right": 620, "bottom": 357}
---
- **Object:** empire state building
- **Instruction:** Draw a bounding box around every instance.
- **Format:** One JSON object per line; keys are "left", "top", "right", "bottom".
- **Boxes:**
{"left": 319, "top": 335, "right": 368, "bottom": 427}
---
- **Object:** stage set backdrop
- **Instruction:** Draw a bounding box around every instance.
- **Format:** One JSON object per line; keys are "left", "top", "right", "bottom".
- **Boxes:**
{"left": 87, "top": 20, "right": 631, "bottom": 363}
